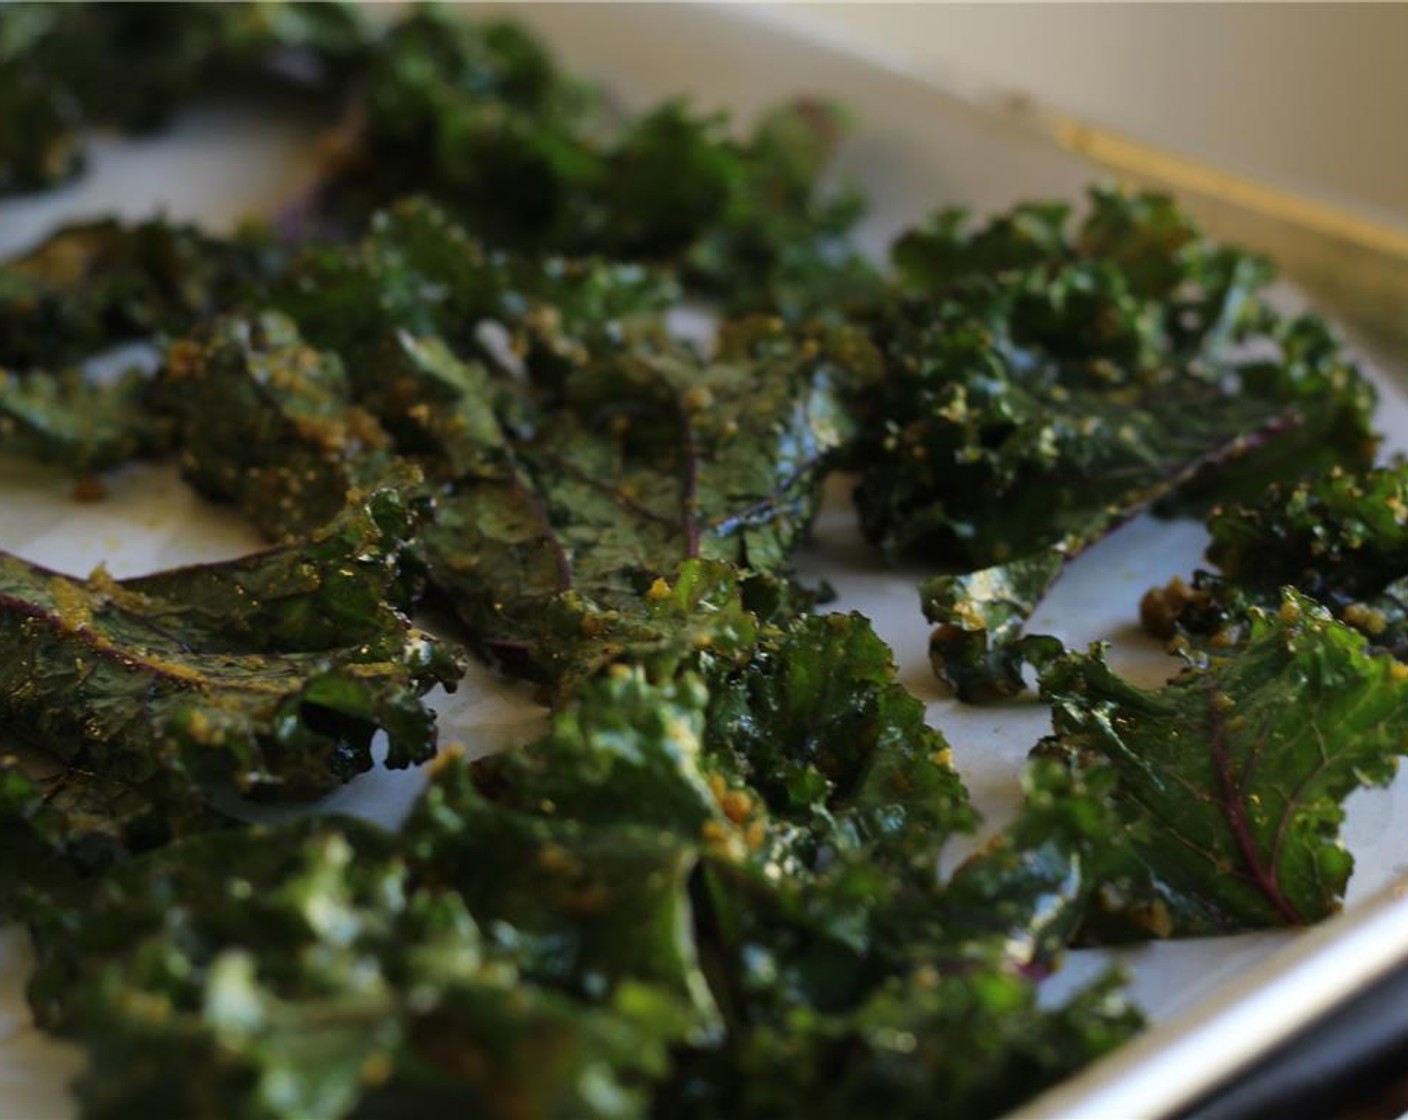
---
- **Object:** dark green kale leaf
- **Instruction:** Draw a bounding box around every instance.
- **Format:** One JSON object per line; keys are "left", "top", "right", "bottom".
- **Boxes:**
{"left": 160, "top": 311, "right": 396, "bottom": 540}
{"left": 682, "top": 100, "right": 882, "bottom": 321}
{"left": 417, "top": 636, "right": 1132, "bottom": 1119}
{"left": 271, "top": 196, "right": 676, "bottom": 420}
{"left": 120, "top": 478, "right": 438, "bottom": 652}
{"left": 20, "top": 608, "right": 1131, "bottom": 1120}
{"left": 407, "top": 738, "right": 720, "bottom": 1031}
{"left": 663, "top": 757, "right": 1134, "bottom": 1120}
{"left": 488, "top": 558, "right": 804, "bottom": 703}
{"left": 465, "top": 610, "right": 972, "bottom": 881}
{"left": 434, "top": 608, "right": 974, "bottom": 1017}
{"left": 660, "top": 966, "right": 1138, "bottom": 1120}
{"left": 0, "top": 483, "right": 458, "bottom": 866}
{"left": 933, "top": 759, "right": 1125, "bottom": 977}
{"left": 25, "top": 817, "right": 687, "bottom": 1120}
{"left": 858, "top": 187, "right": 1377, "bottom": 698}
{"left": 0, "top": 60, "right": 82, "bottom": 194}
{"left": 0, "top": 216, "right": 273, "bottom": 369}
{"left": 421, "top": 326, "right": 861, "bottom": 683}
{"left": 0, "top": 753, "right": 164, "bottom": 918}
{"left": 1037, "top": 590, "right": 1408, "bottom": 940}
{"left": 0, "top": 366, "right": 169, "bottom": 475}
{"left": 917, "top": 552, "right": 1067, "bottom": 702}
{"left": 334, "top": 6, "right": 603, "bottom": 241}
{"left": 677, "top": 756, "right": 1132, "bottom": 1107}
{"left": 0, "top": 1, "right": 373, "bottom": 195}
{"left": 336, "top": 10, "right": 872, "bottom": 316}
{"left": 1142, "top": 463, "right": 1408, "bottom": 660}
{"left": 701, "top": 610, "right": 973, "bottom": 872}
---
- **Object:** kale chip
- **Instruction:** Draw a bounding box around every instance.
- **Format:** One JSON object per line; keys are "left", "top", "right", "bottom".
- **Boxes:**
{"left": 330, "top": 8, "right": 877, "bottom": 316}
{"left": 853, "top": 187, "right": 1376, "bottom": 698}
{"left": 420, "top": 323, "right": 864, "bottom": 684}
{"left": 0, "top": 484, "right": 459, "bottom": 876}
{"left": 1143, "top": 463, "right": 1408, "bottom": 660}
{"left": 0, "top": 216, "right": 273, "bottom": 370}
{"left": 0, "top": 1, "right": 372, "bottom": 195}
{"left": 1039, "top": 590, "right": 1408, "bottom": 940}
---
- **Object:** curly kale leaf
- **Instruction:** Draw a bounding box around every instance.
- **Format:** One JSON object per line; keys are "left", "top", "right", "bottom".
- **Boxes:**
{"left": 0, "top": 216, "right": 274, "bottom": 369}
{"left": 478, "top": 558, "right": 807, "bottom": 703}
{"left": 335, "top": 10, "right": 873, "bottom": 315}
{"left": 860, "top": 187, "right": 1377, "bottom": 698}
{"left": 160, "top": 311, "right": 395, "bottom": 540}
{"left": 466, "top": 611, "right": 972, "bottom": 880}
{"left": 25, "top": 818, "right": 685, "bottom": 1120}
{"left": 272, "top": 196, "right": 677, "bottom": 418}
{"left": 933, "top": 760, "right": 1126, "bottom": 977}
{"left": 889, "top": 188, "right": 1266, "bottom": 369}
{"left": 659, "top": 967, "right": 1138, "bottom": 1120}
{"left": 0, "top": 484, "right": 458, "bottom": 864}
{"left": 0, "top": 60, "right": 83, "bottom": 194}
{"left": 701, "top": 611, "right": 973, "bottom": 871}
{"left": 421, "top": 328, "right": 860, "bottom": 682}
{"left": 407, "top": 750, "right": 719, "bottom": 1030}
{"left": 918, "top": 552, "right": 1067, "bottom": 702}
{"left": 592, "top": 98, "right": 879, "bottom": 318}
{"left": 1038, "top": 590, "right": 1408, "bottom": 940}
{"left": 22, "top": 615, "right": 1132, "bottom": 1120}
{"left": 662, "top": 99, "right": 882, "bottom": 320}
{"left": 1143, "top": 464, "right": 1408, "bottom": 660}
{"left": 334, "top": 7, "right": 603, "bottom": 239}
{"left": 148, "top": 308, "right": 849, "bottom": 693}
{"left": 0, "top": 366, "right": 169, "bottom": 474}
{"left": 421, "top": 632, "right": 1129, "bottom": 1115}
{"left": 434, "top": 610, "right": 974, "bottom": 1016}
{"left": 120, "top": 479, "right": 439, "bottom": 653}
{"left": 0, "top": 1, "right": 372, "bottom": 195}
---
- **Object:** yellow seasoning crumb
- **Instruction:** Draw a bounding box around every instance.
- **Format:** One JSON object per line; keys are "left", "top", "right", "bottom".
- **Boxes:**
{"left": 425, "top": 742, "right": 467, "bottom": 779}
{"left": 646, "top": 577, "right": 672, "bottom": 602}
{"left": 537, "top": 843, "right": 577, "bottom": 876}
{"left": 360, "top": 1053, "right": 394, "bottom": 1087}
{"left": 720, "top": 790, "right": 753, "bottom": 824}
{"left": 1131, "top": 899, "right": 1175, "bottom": 939}
{"left": 682, "top": 387, "right": 714, "bottom": 413}
{"left": 744, "top": 819, "right": 767, "bottom": 851}
{"left": 700, "top": 820, "right": 730, "bottom": 844}
{"left": 1343, "top": 602, "right": 1389, "bottom": 637}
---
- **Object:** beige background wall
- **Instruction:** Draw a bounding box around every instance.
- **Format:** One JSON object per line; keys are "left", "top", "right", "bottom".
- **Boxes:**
{"left": 782, "top": 3, "right": 1408, "bottom": 229}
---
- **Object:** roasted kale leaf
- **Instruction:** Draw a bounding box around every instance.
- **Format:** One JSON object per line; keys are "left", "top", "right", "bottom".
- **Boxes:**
{"left": 0, "top": 1, "right": 372, "bottom": 195}
{"left": 421, "top": 324, "right": 863, "bottom": 684}
{"left": 25, "top": 817, "right": 688, "bottom": 1120}
{"left": 160, "top": 311, "right": 396, "bottom": 540}
{"left": 0, "top": 216, "right": 272, "bottom": 369}
{"left": 0, "top": 366, "right": 168, "bottom": 475}
{"left": 1038, "top": 590, "right": 1408, "bottom": 940}
{"left": 853, "top": 187, "right": 1377, "bottom": 698}
{"left": 12, "top": 614, "right": 1122, "bottom": 1119}
{"left": 329, "top": 8, "right": 876, "bottom": 316}
{"left": 1143, "top": 463, "right": 1408, "bottom": 660}
{"left": 0, "top": 484, "right": 458, "bottom": 872}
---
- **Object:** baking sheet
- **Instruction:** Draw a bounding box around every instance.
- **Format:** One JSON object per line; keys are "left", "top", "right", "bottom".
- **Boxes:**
{"left": 4, "top": 6, "right": 1408, "bottom": 1117}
